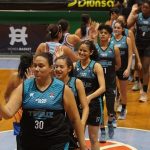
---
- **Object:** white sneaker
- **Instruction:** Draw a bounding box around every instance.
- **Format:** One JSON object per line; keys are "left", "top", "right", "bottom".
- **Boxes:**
{"left": 132, "top": 81, "right": 140, "bottom": 91}
{"left": 117, "top": 105, "right": 122, "bottom": 112}
{"left": 139, "top": 92, "right": 148, "bottom": 102}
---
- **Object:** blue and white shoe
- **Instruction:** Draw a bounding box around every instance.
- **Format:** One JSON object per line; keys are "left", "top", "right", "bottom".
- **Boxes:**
{"left": 99, "top": 131, "right": 107, "bottom": 143}
{"left": 118, "top": 109, "right": 127, "bottom": 120}
{"left": 112, "top": 118, "right": 117, "bottom": 128}
{"left": 108, "top": 124, "right": 114, "bottom": 139}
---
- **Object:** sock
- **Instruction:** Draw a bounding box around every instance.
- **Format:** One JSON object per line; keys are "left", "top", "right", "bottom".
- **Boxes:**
{"left": 101, "top": 127, "right": 105, "bottom": 132}
{"left": 143, "top": 85, "right": 148, "bottom": 93}
{"left": 122, "top": 104, "right": 126, "bottom": 110}
{"left": 135, "top": 77, "right": 139, "bottom": 82}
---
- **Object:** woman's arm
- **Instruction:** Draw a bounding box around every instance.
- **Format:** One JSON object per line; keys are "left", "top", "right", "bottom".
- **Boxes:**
{"left": 63, "top": 85, "right": 86, "bottom": 150}
{"left": 76, "top": 79, "right": 89, "bottom": 128}
{"left": 128, "top": 30, "right": 142, "bottom": 70}
{"left": 4, "top": 73, "right": 18, "bottom": 102}
{"left": 127, "top": 4, "right": 139, "bottom": 28}
{"left": 114, "top": 46, "right": 121, "bottom": 71}
{"left": 0, "top": 84, "right": 23, "bottom": 119}
{"left": 63, "top": 45, "right": 79, "bottom": 62}
{"left": 36, "top": 43, "right": 48, "bottom": 55}
{"left": 87, "top": 63, "right": 105, "bottom": 103}
{"left": 123, "top": 37, "right": 133, "bottom": 78}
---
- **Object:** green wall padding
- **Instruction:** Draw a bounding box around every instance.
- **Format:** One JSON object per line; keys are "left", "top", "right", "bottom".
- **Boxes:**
{"left": 0, "top": 10, "right": 109, "bottom": 33}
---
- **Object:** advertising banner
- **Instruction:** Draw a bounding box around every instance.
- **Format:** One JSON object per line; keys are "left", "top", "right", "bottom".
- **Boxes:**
{"left": 0, "top": 24, "right": 47, "bottom": 54}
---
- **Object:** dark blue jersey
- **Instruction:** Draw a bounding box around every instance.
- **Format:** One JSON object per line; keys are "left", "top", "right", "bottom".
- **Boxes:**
{"left": 111, "top": 35, "right": 128, "bottom": 70}
{"left": 124, "top": 28, "right": 129, "bottom": 37}
{"left": 136, "top": 13, "right": 150, "bottom": 44}
{"left": 74, "top": 60, "right": 99, "bottom": 99}
{"left": 95, "top": 42, "right": 116, "bottom": 88}
{"left": 20, "top": 78, "right": 69, "bottom": 147}
{"left": 67, "top": 77, "right": 80, "bottom": 110}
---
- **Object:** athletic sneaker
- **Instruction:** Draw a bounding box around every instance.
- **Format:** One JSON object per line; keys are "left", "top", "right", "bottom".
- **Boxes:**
{"left": 99, "top": 131, "right": 106, "bottom": 143}
{"left": 139, "top": 92, "right": 148, "bottom": 102}
{"left": 132, "top": 81, "right": 140, "bottom": 91}
{"left": 112, "top": 118, "right": 117, "bottom": 128}
{"left": 117, "top": 104, "right": 122, "bottom": 112}
{"left": 108, "top": 124, "right": 114, "bottom": 139}
{"left": 118, "top": 109, "right": 127, "bottom": 120}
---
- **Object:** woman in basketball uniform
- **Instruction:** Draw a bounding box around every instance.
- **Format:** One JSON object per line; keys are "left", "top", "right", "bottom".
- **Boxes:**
{"left": 111, "top": 20, "right": 133, "bottom": 120}
{"left": 58, "top": 19, "right": 81, "bottom": 52}
{"left": 0, "top": 52, "right": 87, "bottom": 150}
{"left": 54, "top": 55, "right": 89, "bottom": 149}
{"left": 36, "top": 24, "right": 79, "bottom": 62}
{"left": 74, "top": 40, "right": 105, "bottom": 150}
{"left": 127, "top": 0, "right": 150, "bottom": 101}
{"left": 95, "top": 24, "right": 121, "bottom": 140}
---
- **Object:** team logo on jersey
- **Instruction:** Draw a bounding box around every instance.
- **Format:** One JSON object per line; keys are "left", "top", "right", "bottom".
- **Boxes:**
{"left": 35, "top": 98, "right": 47, "bottom": 104}
{"left": 30, "top": 93, "right": 34, "bottom": 97}
{"left": 50, "top": 93, "right": 55, "bottom": 98}
{"left": 9, "top": 26, "right": 28, "bottom": 46}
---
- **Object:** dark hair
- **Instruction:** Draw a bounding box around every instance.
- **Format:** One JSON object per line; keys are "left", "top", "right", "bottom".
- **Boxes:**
{"left": 58, "top": 19, "right": 70, "bottom": 43}
{"left": 34, "top": 52, "right": 53, "bottom": 66}
{"left": 117, "top": 15, "right": 127, "bottom": 27}
{"left": 81, "top": 14, "right": 90, "bottom": 37}
{"left": 58, "top": 19, "right": 69, "bottom": 33}
{"left": 79, "top": 40, "right": 98, "bottom": 60}
{"left": 18, "top": 53, "right": 33, "bottom": 79}
{"left": 143, "top": 0, "right": 150, "bottom": 5}
{"left": 46, "top": 24, "right": 62, "bottom": 41}
{"left": 98, "top": 24, "right": 112, "bottom": 34}
{"left": 110, "top": 7, "right": 120, "bottom": 14}
{"left": 55, "top": 55, "right": 74, "bottom": 77}
{"left": 114, "top": 20, "right": 125, "bottom": 36}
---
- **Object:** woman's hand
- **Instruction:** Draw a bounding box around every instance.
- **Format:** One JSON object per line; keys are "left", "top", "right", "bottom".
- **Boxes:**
{"left": 123, "top": 69, "right": 130, "bottom": 78}
{"left": 25, "top": 67, "right": 34, "bottom": 79}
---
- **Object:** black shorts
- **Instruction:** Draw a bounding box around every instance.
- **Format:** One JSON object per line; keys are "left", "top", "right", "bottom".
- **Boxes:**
{"left": 22, "top": 142, "right": 69, "bottom": 150}
{"left": 87, "top": 97, "right": 103, "bottom": 126}
{"left": 137, "top": 43, "right": 150, "bottom": 57}
{"left": 116, "top": 69, "right": 129, "bottom": 80}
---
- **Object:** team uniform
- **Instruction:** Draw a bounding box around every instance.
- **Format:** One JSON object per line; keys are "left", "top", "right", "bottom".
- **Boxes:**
{"left": 61, "top": 33, "right": 75, "bottom": 51}
{"left": 46, "top": 42, "right": 63, "bottom": 61}
{"left": 74, "top": 60, "right": 103, "bottom": 126}
{"left": 136, "top": 12, "right": 150, "bottom": 57}
{"left": 111, "top": 35, "right": 129, "bottom": 80}
{"left": 95, "top": 42, "right": 116, "bottom": 116}
{"left": 67, "top": 77, "right": 81, "bottom": 149}
{"left": 20, "top": 78, "right": 69, "bottom": 150}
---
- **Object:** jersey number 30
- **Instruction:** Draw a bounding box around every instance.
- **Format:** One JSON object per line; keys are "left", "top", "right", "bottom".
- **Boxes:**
{"left": 35, "top": 120, "right": 44, "bottom": 129}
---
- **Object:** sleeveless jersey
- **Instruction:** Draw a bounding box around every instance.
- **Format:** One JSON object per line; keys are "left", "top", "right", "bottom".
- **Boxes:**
{"left": 95, "top": 42, "right": 116, "bottom": 87}
{"left": 67, "top": 77, "right": 80, "bottom": 110}
{"left": 136, "top": 12, "right": 150, "bottom": 44}
{"left": 61, "top": 33, "right": 75, "bottom": 51}
{"left": 111, "top": 35, "right": 128, "bottom": 70}
{"left": 74, "top": 60, "right": 99, "bottom": 99}
{"left": 46, "top": 42, "right": 63, "bottom": 61}
{"left": 124, "top": 28, "right": 129, "bottom": 37}
{"left": 20, "top": 78, "right": 69, "bottom": 145}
